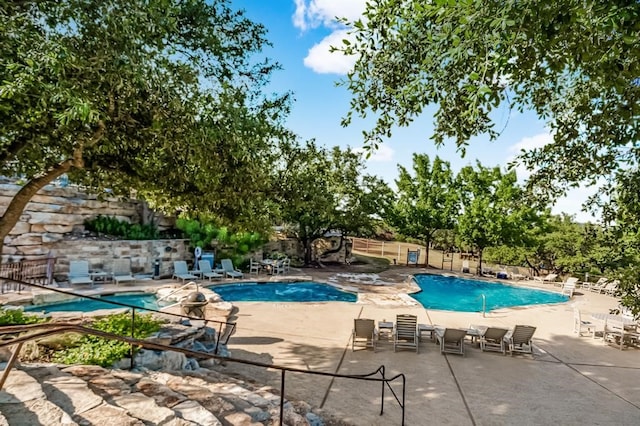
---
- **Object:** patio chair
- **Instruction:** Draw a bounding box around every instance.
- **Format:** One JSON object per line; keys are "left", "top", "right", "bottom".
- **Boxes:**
{"left": 573, "top": 309, "right": 595, "bottom": 338}
{"left": 221, "top": 259, "right": 243, "bottom": 279}
{"left": 504, "top": 325, "right": 537, "bottom": 355}
{"left": 352, "top": 318, "right": 377, "bottom": 352}
{"left": 198, "top": 260, "right": 223, "bottom": 282}
{"left": 249, "top": 259, "right": 261, "bottom": 275}
{"left": 173, "top": 260, "right": 198, "bottom": 283}
{"left": 394, "top": 314, "right": 419, "bottom": 353}
{"left": 436, "top": 328, "right": 467, "bottom": 356}
{"left": 461, "top": 260, "right": 470, "bottom": 273}
{"left": 112, "top": 259, "right": 136, "bottom": 286}
{"left": 562, "top": 277, "right": 579, "bottom": 297}
{"left": 282, "top": 258, "right": 291, "bottom": 273}
{"left": 602, "top": 280, "right": 619, "bottom": 296}
{"left": 272, "top": 259, "right": 286, "bottom": 275}
{"left": 68, "top": 260, "right": 94, "bottom": 286}
{"left": 532, "top": 273, "right": 557, "bottom": 284}
{"left": 479, "top": 327, "right": 509, "bottom": 355}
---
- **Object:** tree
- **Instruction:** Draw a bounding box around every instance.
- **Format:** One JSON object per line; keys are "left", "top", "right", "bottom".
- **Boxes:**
{"left": 336, "top": 1, "right": 640, "bottom": 198}
{"left": 0, "top": 0, "right": 289, "bottom": 256}
{"left": 272, "top": 140, "right": 392, "bottom": 265}
{"left": 389, "top": 154, "right": 458, "bottom": 268}
{"left": 455, "top": 163, "right": 539, "bottom": 274}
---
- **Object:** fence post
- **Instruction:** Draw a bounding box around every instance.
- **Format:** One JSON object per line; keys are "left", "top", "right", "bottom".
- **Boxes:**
{"left": 279, "top": 370, "right": 286, "bottom": 425}
{"left": 381, "top": 241, "right": 385, "bottom": 256}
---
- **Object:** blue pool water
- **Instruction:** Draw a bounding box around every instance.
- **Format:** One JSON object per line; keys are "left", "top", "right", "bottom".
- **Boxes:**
{"left": 208, "top": 281, "right": 357, "bottom": 302}
{"left": 25, "top": 293, "right": 159, "bottom": 313}
{"left": 412, "top": 274, "right": 568, "bottom": 312}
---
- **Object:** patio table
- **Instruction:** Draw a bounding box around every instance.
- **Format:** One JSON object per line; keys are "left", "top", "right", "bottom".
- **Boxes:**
{"left": 591, "top": 313, "right": 637, "bottom": 331}
{"left": 378, "top": 321, "right": 394, "bottom": 341}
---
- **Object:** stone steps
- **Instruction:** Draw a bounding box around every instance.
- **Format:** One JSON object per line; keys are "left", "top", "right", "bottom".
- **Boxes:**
{"left": 0, "top": 362, "right": 346, "bottom": 425}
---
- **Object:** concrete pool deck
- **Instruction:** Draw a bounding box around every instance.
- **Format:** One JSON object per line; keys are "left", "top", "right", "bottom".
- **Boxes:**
{"left": 2, "top": 266, "right": 640, "bottom": 425}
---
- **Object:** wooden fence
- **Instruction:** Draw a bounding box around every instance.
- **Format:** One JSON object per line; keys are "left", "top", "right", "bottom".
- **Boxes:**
{"left": 0, "top": 257, "right": 56, "bottom": 293}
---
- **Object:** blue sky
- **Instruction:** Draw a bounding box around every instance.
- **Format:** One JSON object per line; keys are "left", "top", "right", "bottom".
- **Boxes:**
{"left": 233, "top": 0, "right": 597, "bottom": 223}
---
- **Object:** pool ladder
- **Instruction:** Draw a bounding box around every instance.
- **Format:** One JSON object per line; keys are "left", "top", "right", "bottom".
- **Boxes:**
{"left": 478, "top": 294, "right": 486, "bottom": 317}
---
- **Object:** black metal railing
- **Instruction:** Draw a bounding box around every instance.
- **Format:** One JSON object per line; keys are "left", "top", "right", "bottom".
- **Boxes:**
{"left": 0, "top": 323, "right": 407, "bottom": 425}
{"left": 1, "top": 278, "right": 236, "bottom": 363}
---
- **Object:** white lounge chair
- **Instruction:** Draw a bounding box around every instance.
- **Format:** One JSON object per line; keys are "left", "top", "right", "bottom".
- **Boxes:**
{"left": 436, "top": 328, "right": 467, "bottom": 356}
{"left": 352, "top": 318, "right": 376, "bottom": 352}
{"left": 221, "top": 259, "right": 243, "bottom": 279}
{"left": 68, "top": 260, "right": 94, "bottom": 286}
{"left": 532, "top": 273, "right": 557, "bottom": 284}
{"left": 504, "top": 325, "right": 537, "bottom": 355}
{"left": 394, "top": 314, "right": 419, "bottom": 353}
{"left": 479, "top": 327, "right": 509, "bottom": 355}
{"left": 589, "top": 277, "right": 610, "bottom": 293}
{"left": 198, "top": 260, "right": 224, "bottom": 281}
{"left": 112, "top": 259, "right": 136, "bottom": 286}
{"left": 509, "top": 267, "right": 528, "bottom": 281}
{"left": 173, "top": 260, "right": 198, "bottom": 283}
{"left": 562, "top": 277, "right": 579, "bottom": 297}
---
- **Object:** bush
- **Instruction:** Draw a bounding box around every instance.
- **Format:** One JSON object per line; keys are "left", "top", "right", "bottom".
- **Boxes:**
{"left": 84, "top": 215, "right": 159, "bottom": 240}
{"left": 0, "top": 308, "right": 46, "bottom": 325}
{"left": 53, "top": 312, "right": 162, "bottom": 367}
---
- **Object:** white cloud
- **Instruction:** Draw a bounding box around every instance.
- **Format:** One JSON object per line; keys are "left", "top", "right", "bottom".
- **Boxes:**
{"left": 303, "top": 30, "right": 357, "bottom": 74}
{"left": 506, "top": 132, "right": 554, "bottom": 181}
{"left": 508, "top": 132, "right": 554, "bottom": 154}
{"left": 353, "top": 144, "right": 395, "bottom": 162}
{"left": 293, "top": 0, "right": 366, "bottom": 30}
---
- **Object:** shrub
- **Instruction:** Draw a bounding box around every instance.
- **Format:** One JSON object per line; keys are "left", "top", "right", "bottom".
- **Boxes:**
{"left": 84, "top": 215, "right": 159, "bottom": 240}
{"left": 53, "top": 312, "right": 162, "bottom": 367}
{"left": 0, "top": 308, "right": 46, "bottom": 325}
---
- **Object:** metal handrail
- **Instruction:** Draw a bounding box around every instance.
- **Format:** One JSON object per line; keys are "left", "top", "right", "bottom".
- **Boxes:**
{"left": 156, "top": 280, "right": 200, "bottom": 302}
{"left": 1, "top": 278, "right": 235, "bottom": 359}
{"left": 0, "top": 323, "right": 407, "bottom": 425}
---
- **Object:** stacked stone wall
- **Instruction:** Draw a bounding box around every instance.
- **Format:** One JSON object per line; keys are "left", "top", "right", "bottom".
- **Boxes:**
{"left": 0, "top": 181, "right": 187, "bottom": 280}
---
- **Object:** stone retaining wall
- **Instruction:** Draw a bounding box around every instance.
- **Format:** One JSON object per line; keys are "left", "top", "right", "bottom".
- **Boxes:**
{"left": 0, "top": 181, "right": 187, "bottom": 280}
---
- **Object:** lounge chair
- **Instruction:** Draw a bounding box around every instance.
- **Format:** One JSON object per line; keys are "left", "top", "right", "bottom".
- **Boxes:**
{"left": 461, "top": 260, "right": 470, "bottom": 273}
{"left": 504, "top": 325, "right": 537, "bottom": 355}
{"left": 573, "top": 309, "right": 595, "bottom": 338}
{"left": 602, "top": 279, "right": 619, "bottom": 296}
{"left": 221, "top": 259, "right": 243, "bottom": 279}
{"left": 588, "top": 277, "right": 610, "bottom": 293}
{"left": 112, "top": 259, "right": 136, "bottom": 286}
{"left": 394, "top": 314, "right": 419, "bottom": 353}
{"left": 562, "top": 277, "right": 579, "bottom": 297}
{"left": 532, "top": 273, "right": 557, "bottom": 284}
{"left": 436, "top": 328, "right": 467, "bottom": 356}
{"left": 352, "top": 318, "right": 376, "bottom": 352}
{"left": 68, "top": 260, "right": 94, "bottom": 286}
{"left": 479, "top": 327, "right": 509, "bottom": 355}
{"left": 173, "top": 260, "right": 198, "bottom": 283}
{"left": 509, "top": 267, "right": 528, "bottom": 281}
{"left": 199, "top": 260, "right": 224, "bottom": 281}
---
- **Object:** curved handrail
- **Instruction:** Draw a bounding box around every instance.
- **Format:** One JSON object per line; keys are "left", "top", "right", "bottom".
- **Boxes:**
{"left": 478, "top": 294, "right": 486, "bottom": 317}
{"left": 1, "top": 278, "right": 235, "bottom": 353}
{"left": 156, "top": 280, "right": 200, "bottom": 302}
{"left": 0, "top": 323, "right": 407, "bottom": 425}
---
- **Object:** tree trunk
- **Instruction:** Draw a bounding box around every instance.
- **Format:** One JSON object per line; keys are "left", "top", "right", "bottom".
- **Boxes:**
{"left": 0, "top": 160, "right": 73, "bottom": 260}
{"left": 424, "top": 238, "right": 430, "bottom": 268}
{"left": 301, "top": 237, "right": 312, "bottom": 265}
{"left": 476, "top": 248, "right": 484, "bottom": 275}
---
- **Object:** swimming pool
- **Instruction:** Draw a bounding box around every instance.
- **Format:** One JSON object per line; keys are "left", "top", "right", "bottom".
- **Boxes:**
{"left": 25, "top": 293, "right": 159, "bottom": 313}
{"left": 207, "top": 281, "right": 357, "bottom": 302}
{"left": 412, "top": 274, "right": 568, "bottom": 312}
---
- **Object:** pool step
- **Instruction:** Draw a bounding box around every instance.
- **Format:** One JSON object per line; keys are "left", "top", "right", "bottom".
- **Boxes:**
{"left": 1, "top": 363, "right": 342, "bottom": 425}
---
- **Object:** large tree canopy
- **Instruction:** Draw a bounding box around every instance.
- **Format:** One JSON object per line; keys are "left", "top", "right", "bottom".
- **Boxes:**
{"left": 0, "top": 0, "right": 289, "bottom": 250}
{"left": 389, "top": 154, "right": 458, "bottom": 268}
{"left": 337, "top": 1, "right": 640, "bottom": 198}
{"left": 272, "top": 140, "right": 392, "bottom": 265}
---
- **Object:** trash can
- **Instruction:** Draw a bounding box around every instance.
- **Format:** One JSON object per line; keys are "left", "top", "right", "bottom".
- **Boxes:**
{"left": 153, "top": 259, "right": 160, "bottom": 279}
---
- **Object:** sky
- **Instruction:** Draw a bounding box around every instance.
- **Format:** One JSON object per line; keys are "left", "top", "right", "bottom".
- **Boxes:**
{"left": 232, "top": 0, "right": 598, "bottom": 223}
